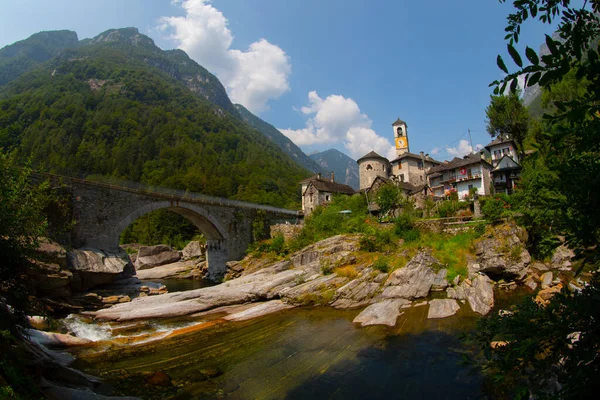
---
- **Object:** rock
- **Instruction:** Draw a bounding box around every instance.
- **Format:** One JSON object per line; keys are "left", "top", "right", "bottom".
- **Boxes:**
{"left": 540, "top": 271, "right": 553, "bottom": 288}
{"left": 135, "top": 245, "right": 181, "bottom": 270}
{"left": 530, "top": 262, "right": 548, "bottom": 273}
{"left": 446, "top": 285, "right": 467, "bottom": 300}
{"left": 27, "top": 316, "right": 50, "bottom": 330}
{"left": 427, "top": 299, "right": 460, "bottom": 319}
{"left": 331, "top": 273, "right": 382, "bottom": 309}
{"left": 68, "top": 248, "right": 133, "bottom": 291}
{"left": 26, "top": 329, "right": 92, "bottom": 347}
{"left": 452, "top": 275, "right": 461, "bottom": 286}
{"left": 136, "top": 260, "right": 200, "bottom": 280}
{"left": 524, "top": 278, "right": 538, "bottom": 290}
{"left": 289, "top": 234, "right": 361, "bottom": 268}
{"left": 182, "top": 241, "right": 205, "bottom": 260}
{"left": 146, "top": 371, "right": 171, "bottom": 387}
{"left": 35, "top": 238, "right": 68, "bottom": 267}
{"left": 382, "top": 251, "right": 440, "bottom": 299}
{"left": 472, "top": 221, "right": 531, "bottom": 280}
{"left": 353, "top": 299, "right": 410, "bottom": 326}
{"left": 102, "top": 295, "right": 131, "bottom": 304}
{"left": 225, "top": 260, "right": 245, "bottom": 280}
{"left": 224, "top": 300, "right": 294, "bottom": 321}
{"left": 536, "top": 283, "right": 563, "bottom": 304}
{"left": 280, "top": 274, "right": 345, "bottom": 305}
{"left": 431, "top": 269, "right": 449, "bottom": 291}
{"left": 465, "top": 275, "right": 494, "bottom": 315}
{"left": 551, "top": 245, "right": 575, "bottom": 270}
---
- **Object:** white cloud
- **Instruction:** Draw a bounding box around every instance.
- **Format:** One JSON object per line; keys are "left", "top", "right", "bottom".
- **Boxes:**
{"left": 446, "top": 140, "right": 483, "bottom": 157}
{"left": 158, "top": 0, "right": 291, "bottom": 113}
{"left": 279, "top": 91, "right": 395, "bottom": 160}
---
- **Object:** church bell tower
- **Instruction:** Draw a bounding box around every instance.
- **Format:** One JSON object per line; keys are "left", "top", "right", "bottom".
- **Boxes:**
{"left": 392, "top": 118, "right": 409, "bottom": 156}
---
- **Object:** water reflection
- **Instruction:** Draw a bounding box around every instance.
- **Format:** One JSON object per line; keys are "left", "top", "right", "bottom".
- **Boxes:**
{"left": 73, "top": 305, "right": 484, "bottom": 399}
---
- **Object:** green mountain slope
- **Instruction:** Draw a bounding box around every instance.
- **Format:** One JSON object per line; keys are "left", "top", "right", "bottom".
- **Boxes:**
{"left": 234, "top": 103, "right": 324, "bottom": 174}
{"left": 0, "top": 30, "right": 78, "bottom": 86}
{"left": 309, "top": 149, "right": 359, "bottom": 190}
{"left": 0, "top": 28, "right": 308, "bottom": 208}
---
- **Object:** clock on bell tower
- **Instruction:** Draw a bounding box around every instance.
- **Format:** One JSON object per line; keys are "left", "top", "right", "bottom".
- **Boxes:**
{"left": 392, "top": 118, "right": 409, "bottom": 156}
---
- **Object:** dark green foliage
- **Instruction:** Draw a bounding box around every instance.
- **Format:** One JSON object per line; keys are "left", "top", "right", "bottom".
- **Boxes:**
{"left": 120, "top": 209, "right": 202, "bottom": 250}
{"left": 485, "top": 92, "right": 530, "bottom": 157}
{"left": 251, "top": 210, "right": 268, "bottom": 242}
{"left": 374, "top": 184, "right": 403, "bottom": 220}
{"left": 0, "top": 29, "right": 308, "bottom": 209}
{"left": 289, "top": 194, "right": 369, "bottom": 252}
{"left": 0, "top": 153, "right": 50, "bottom": 315}
{"left": 372, "top": 257, "right": 390, "bottom": 273}
{"left": 471, "top": 276, "right": 600, "bottom": 399}
{"left": 481, "top": 195, "right": 511, "bottom": 222}
{"left": 394, "top": 214, "right": 420, "bottom": 242}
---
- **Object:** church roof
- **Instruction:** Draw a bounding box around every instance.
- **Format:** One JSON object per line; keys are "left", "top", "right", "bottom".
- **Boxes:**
{"left": 392, "top": 118, "right": 407, "bottom": 126}
{"left": 357, "top": 150, "right": 389, "bottom": 163}
{"left": 389, "top": 152, "right": 442, "bottom": 164}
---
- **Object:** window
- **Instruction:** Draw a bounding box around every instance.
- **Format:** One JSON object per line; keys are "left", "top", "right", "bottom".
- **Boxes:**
{"left": 467, "top": 168, "right": 472, "bottom": 177}
{"left": 325, "top": 195, "right": 330, "bottom": 201}
{"left": 417, "top": 161, "right": 423, "bottom": 170}
{"left": 420, "top": 175, "right": 423, "bottom": 182}
{"left": 468, "top": 184, "right": 473, "bottom": 190}
{"left": 400, "top": 174, "right": 405, "bottom": 182}
{"left": 398, "top": 161, "right": 402, "bottom": 169}
{"left": 366, "top": 164, "right": 373, "bottom": 170}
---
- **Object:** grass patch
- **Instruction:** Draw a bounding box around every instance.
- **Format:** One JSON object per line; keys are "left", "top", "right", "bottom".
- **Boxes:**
{"left": 335, "top": 265, "right": 358, "bottom": 279}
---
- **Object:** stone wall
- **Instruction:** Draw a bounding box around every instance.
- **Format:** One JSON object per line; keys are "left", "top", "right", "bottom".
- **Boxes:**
{"left": 270, "top": 223, "right": 303, "bottom": 241}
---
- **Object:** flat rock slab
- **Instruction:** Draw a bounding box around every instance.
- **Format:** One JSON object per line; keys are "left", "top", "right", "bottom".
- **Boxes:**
{"left": 427, "top": 299, "right": 460, "bottom": 319}
{"left": 353, "top": 299, "right": 410, "bottom": 326}
{"left": 466, "top": 275, "right": 495, "bottom": 315}
{"left": 135, "top": 261, "right": 197, "bottom": 279}
{"left": 224, "top": 300, "right": 294, "bottom": 321}
{"left": 27, "top": 329, "right": 92, "bottom": 347}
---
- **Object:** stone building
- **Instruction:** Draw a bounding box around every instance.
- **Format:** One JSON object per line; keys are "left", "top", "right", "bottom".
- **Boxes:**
{"left": 427, "top": 153, "right": 493, "bottom": 199}
{"left": 484, "top": 136, "right": 521, "bottom": 195}
{"left": 357, "top": 117, "right": 441, "bottom": 204}
{"left": 300, "top": 173, "right": 355, "bottom": 215}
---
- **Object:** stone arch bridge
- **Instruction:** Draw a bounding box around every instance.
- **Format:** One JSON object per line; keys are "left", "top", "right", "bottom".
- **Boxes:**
{"left": 35, "top": 173, "right": 298, "bottom": 280}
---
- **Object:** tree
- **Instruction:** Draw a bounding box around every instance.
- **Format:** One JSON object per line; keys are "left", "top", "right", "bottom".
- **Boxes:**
{"left": 375, "top": 184, "right": 402, "bottom": 220}
{"left": 0, "top": 152, "right": 50, "bottom": 319}
{"left": 485, "top": 92, "right": 530, "bottom": 158}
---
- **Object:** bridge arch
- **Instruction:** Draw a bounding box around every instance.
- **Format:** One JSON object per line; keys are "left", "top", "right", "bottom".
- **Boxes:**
{"left": 114, "top": 200, "right": 230, "bottom": 245}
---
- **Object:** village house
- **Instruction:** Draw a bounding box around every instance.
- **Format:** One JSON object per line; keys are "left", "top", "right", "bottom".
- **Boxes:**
{"left": 426, "top": 152, "right": 493, "bottom": 199}
{"left": 300, "top": 172, "right": 355, "bottom": 215}
{"left": 484, "top": 136, "right": 521, "bottom": 195}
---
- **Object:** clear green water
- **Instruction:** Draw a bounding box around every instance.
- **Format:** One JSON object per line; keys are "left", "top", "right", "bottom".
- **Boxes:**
{"left": 72, "top": 303, "right": 488, "bottom": 400}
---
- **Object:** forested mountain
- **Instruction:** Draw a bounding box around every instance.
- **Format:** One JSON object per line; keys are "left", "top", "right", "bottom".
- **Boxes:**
{"left": 0, "top": 28, "right": 309, "bottom": 208}
{"left": 309, "top": 149, "right": 359, "bottom": 190}
{"left": 0, "top": 30, "right": 78, "bottom": 86}
{"left": 234, "top": 103, "right": 325, "bottom": 174}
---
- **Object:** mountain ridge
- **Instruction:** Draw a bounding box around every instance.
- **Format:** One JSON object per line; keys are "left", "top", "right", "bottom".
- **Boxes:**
{"left": 309, "top": 149, "right": 359, "bottom": 190}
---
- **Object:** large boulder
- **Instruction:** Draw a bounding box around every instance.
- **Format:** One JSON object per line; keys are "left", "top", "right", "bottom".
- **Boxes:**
{"left": 331, "top": 269, "right": 386, "bottom": 309}
{"left": 427, "top": 299, "right": 460, "bottom": 319}
{"left": 135, "top": 245, "right": 181, "bottom": 270}
{"left": 353, "top": 299, "right": 410, "bottom": 326}
{"left": 182, "top": 241, "right": 205, "bottom": 260}
{"left": 289, "top": 234, "right": 361, "bottom": 269}
{"left": 68, "top": 248, "right": 133, "bottom": 291}
{"left": 381, "top": 251, "right": 443, "bottom": 300}
{"left": 471, "top": 221, "right": 531, "bottom": 280}
{"left": 551, "top": 245, "right": 575, "bottom": 271}
{"left": 464, "top": 275, "right": 495, "bottom": 315}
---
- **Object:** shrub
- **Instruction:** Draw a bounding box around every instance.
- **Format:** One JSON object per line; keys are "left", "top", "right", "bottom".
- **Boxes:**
{"left": 373, "top": 257, "right": 390, "bottom": 273}
{"left": 437, "top": 200, "right": 458, "bottom": 218}
{"left": 474, "top": 222, "right": 487, "bottom": 237}
{"left": 335, "top": 265, "right": 358, "bottom": 279}
{"left": 401, "top": 229, "right": 421, "bottom": 242}
{"left": 320, "top": 259, "right": 333, "bottom": 275}
{"left": 482, "top": 196, "right": 510, "bottom": 222}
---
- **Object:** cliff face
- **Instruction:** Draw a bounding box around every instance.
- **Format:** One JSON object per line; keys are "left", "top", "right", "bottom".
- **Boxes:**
{"left": 309, "top": 149, "right": 360, "bottom": 190}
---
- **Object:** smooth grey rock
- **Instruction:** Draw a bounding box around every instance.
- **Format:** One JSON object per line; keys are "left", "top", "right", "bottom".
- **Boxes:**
{"left": 136, "top": 260, "right": 201, "bottom": 280}
{"left": 427, "top": 299, "right": 460, "bottom": 319}
{"left": 224, "top": 300, "right": 294, "bottom": 321}
{"left": 524, "top": 277, "right": 537, "bottom": 290}
{"left": 135, "top": 245, "right": 181, "bottom": 270}
{"left": 382, "top": 251, "right": 440, "bottom": 299}
{"left": 446, "top": 285, "right": 467, "bottom": 300}
{"left": 353, "top": 299, "right": 410, "bottom": 326}
{"left": 182, "top": 241, "right": 205, "bottom": 260}
{"left": 465, "top": 275, "right": 494, "bottom": 315}
{"left": 551, "top": 245, "right": 574, "bottom": 270}
{"left": 26, "top": 329, "right": 92, "bottom": 347}
{"left": 68, "top": 248, "right": 132, "bottom": 290}
{"left": 331, "top": 276, "right": 381, "bottom": 309}
{"left": 431, "top": 269, "right": 449, "bottom": 291}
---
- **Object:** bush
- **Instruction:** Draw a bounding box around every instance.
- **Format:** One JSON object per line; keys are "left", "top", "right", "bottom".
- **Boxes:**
{"left": 401, "top": 229, "right": 421, "bottom": 242}
{"left": 335, "top": 265, "right": 358, "bottom": 279}
{"left": 482, "top": 195, "right": 510, "bottom": 222}
{"left": 437, "top": 200, "right": 458, "bottom": 218}
{"left": 373, "top": 257, "right": 390, "bottom": 273}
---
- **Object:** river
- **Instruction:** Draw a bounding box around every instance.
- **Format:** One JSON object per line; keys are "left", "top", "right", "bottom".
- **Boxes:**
{"left": 65, "top": 294, "right": 501, "bottom": 400}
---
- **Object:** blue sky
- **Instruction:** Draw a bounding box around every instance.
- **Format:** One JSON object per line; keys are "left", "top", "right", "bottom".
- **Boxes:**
{"left": 0, "top": 0, "right": 561, "bottom": 161}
